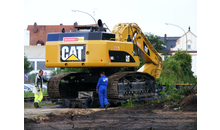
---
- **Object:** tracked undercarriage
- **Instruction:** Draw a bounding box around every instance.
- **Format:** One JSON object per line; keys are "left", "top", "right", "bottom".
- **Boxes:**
{"left": 47, "top": 70, "right": 156, "bottom": 105}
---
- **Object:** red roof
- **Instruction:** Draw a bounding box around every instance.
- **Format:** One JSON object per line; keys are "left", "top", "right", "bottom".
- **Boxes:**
{"left": 27, "top": 22, "right": 103, "bottom": 45}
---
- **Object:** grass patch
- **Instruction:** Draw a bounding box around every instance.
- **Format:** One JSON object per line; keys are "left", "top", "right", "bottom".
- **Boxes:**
{"left": 24, "top": 91, "right": 34, "bottom": 97}
{"left": 24, "top": 91, "right": 48, "bottom": 97}
{"left": 121, "top": 94, "right": 145, "bottom": 108}
{"left": 39, "top": 102, "right": 56, "bottom": 107}
{"left": 121, "top": 99, "right": 144, "bottom": 108}
{"left": 37, "top": 114, "right": 45, "bottom": 117}
{"left": 24, "top": 102, "right": 56, "bottom": 108}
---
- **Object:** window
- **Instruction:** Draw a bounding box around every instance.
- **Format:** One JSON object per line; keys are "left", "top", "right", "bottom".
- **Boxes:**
{"left": 37, "top": 61, "right": 55, "bottom": 70}
{"left": 187, "top": 45, "right": 191, "bottom": 49}
{"left": 102, "top": 33, "right": 115, "bottom": 40}
{"left": 30, "top": 61, "right": 35, "bottom": 70}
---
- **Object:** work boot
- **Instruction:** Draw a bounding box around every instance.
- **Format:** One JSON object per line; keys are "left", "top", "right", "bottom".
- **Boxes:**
{"left": 34, "top": 102, "right": 38, "bottom": 108}
{"left": 34, "top": 102, "right": 41, "bottom": 108}
{"left": 105, "top": 104, "right": 110, "bottom": 110}
{"left": 36, "top": 103, "right": 41, "bottom": 108}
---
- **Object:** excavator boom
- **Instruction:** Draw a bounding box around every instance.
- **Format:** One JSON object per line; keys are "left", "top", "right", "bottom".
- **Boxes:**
{"left": 112, "top": 23, "right": 163, "bottom": 79}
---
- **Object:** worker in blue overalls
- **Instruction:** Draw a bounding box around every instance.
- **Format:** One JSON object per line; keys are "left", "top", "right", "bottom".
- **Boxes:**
{"left": 96, "top": 71, "right": 110, "bottom": 109}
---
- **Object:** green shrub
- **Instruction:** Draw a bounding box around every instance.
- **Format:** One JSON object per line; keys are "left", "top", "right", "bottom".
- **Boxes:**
{"left": 157, "top": 50, "right": 197, "bottom": 84}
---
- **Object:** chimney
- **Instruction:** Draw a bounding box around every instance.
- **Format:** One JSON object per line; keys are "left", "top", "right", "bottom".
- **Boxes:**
{"left": 73, "top": 22, "right": 78, "bottom": 32}
{"left": 60, "top": 23, "right": 63, "bottom": 26}
{"left": 34, "top": 22, "right": 38, "bottom": 33}
{"left": 164, "top": 34, "right": 167, "bottom": 42}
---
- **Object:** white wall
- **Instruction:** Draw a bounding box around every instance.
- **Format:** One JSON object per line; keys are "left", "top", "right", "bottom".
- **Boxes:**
{"left": 191, "top": 54, "right": 197, "bottom": 76}
{"left": 171, "top": 31, "right": 197, "bottom": 51}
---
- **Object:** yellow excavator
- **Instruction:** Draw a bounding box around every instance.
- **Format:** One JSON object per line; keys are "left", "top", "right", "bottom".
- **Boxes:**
{"left": 45, "top": 19, "right": 162, "bottom": 106}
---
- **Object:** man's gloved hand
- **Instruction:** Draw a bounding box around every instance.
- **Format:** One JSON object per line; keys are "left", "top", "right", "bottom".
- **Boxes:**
{"left": 37, "top": 85, "right": 41, "bottom": 92}
{"left": 37, "top": 87, "right": 40, "bottom": 92}
{"left": 96, "top": 88, "right": 98, "bottom": 93}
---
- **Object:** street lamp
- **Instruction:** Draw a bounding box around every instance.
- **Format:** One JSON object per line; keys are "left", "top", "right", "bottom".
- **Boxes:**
{"left": 72, "top": 10, "right": 96, "bottom": 24}
{"left": 165, "top": 23, "right": 187, "bottom": 51}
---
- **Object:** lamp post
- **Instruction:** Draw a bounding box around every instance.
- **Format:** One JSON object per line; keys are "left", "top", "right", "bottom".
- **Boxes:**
{"left": 72, "top": 10, "right": 96, "bottom": 24}
{"left": 165, "top": 23, "right": 187, "bottom": 51}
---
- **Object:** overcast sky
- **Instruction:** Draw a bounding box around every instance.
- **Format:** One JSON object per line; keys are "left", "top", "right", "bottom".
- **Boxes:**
{"left": 24, "top": 0, "right": 197, "bottom": 37}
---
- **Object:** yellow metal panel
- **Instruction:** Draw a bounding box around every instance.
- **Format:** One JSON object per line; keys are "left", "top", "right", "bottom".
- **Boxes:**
{"left": 45, "top": 42, "right": 58, "bottom": 63}
{"left": 107, "top": 41, "right": 125, "bottom": 51}
{"left": 45, "top": 40, "right": 140, "bottom": 68}
{"left": 138, "top": 63, "right": 162, "bottom": 79}
{"left": 86, "top": 40, "right": 107, "bottom": 64}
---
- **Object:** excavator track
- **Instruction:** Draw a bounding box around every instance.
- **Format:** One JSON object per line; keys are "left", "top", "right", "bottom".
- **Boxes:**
{"left": 47, "top": 72, "right": 72, "bottom": 99}
{"left": 107, "top": 71, "right": 156, "bottom": 100}
{"left": 47, "top": 71, "right": 156, "bottom": 105}
{"left": 47, "top": 72, "right": 99, "bottom": 99}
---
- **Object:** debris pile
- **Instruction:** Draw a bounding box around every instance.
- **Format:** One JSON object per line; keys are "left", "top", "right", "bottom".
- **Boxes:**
{"left": 180, "top": 94, "right": 197, "bottom": 111}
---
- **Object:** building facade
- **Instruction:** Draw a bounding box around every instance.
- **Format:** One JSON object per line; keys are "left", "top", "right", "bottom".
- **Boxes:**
{"left": 159, "top": 27, "right": 197, "bottom": 76}
{"left": 24, "top": 46, "right": 55, "bottom": 75}
{"left": 27, "top": 22, "right": 78, "bottom": 46}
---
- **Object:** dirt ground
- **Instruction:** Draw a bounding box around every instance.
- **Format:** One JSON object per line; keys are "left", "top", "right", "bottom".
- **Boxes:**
{"left": 24, "top": 94, "right": 197, "bottom": 130}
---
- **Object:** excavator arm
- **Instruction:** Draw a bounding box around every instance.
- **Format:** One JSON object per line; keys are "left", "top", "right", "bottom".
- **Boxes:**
{"left": 112, "top": 23, "right": 163, "bottom": 79}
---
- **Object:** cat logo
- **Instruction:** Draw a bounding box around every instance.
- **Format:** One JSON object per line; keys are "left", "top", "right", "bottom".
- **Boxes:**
{"left": 60, "top": 45, "right": 85, "bottom": 62}
{"left": 126, "top": 55, "right": 130, "bottom": 62}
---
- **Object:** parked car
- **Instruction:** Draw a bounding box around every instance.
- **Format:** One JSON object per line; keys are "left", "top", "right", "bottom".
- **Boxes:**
{"left": 24, "top": 84, "right": 32, "bottom": 92}
{"left": 42, "top": 84, "right": 47, "bottom": 91}
{"left": 24, "top": 88, "right": 29, "bottom": 92}
{"left": 24, "top": 84, "right": 34, "bottom": 91}
{"left": 29, "top": 83, "right": 47, "bottom": 91}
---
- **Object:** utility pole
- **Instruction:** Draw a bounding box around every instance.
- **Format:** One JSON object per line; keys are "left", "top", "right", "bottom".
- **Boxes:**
{"left": 165, "top": 23, "right": 187, "bottom": 51}
{"left": 72, "top": 10, "right": 96, "bottom": 24}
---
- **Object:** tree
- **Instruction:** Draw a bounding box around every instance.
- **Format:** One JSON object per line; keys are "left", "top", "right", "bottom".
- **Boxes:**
{"left": 157, "top": 50, "right": 196, "bottom": 84}
{"left": 24, "top": 55, "right": 33, "bottom": 74}
{"left": 144, "top": 32, "right": 167, "bottom": 53}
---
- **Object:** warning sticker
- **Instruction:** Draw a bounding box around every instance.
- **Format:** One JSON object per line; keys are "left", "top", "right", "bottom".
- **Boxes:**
{"left": 63, "top": 37, "right": 84, "bottom": 42}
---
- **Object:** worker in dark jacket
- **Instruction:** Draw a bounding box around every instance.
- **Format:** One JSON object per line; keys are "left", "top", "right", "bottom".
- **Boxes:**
{"left": 32, "top": 69, "right": 48, "bottom": 108}
{"left": 96, "top": 71, "right": 110, "bottom": 109}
